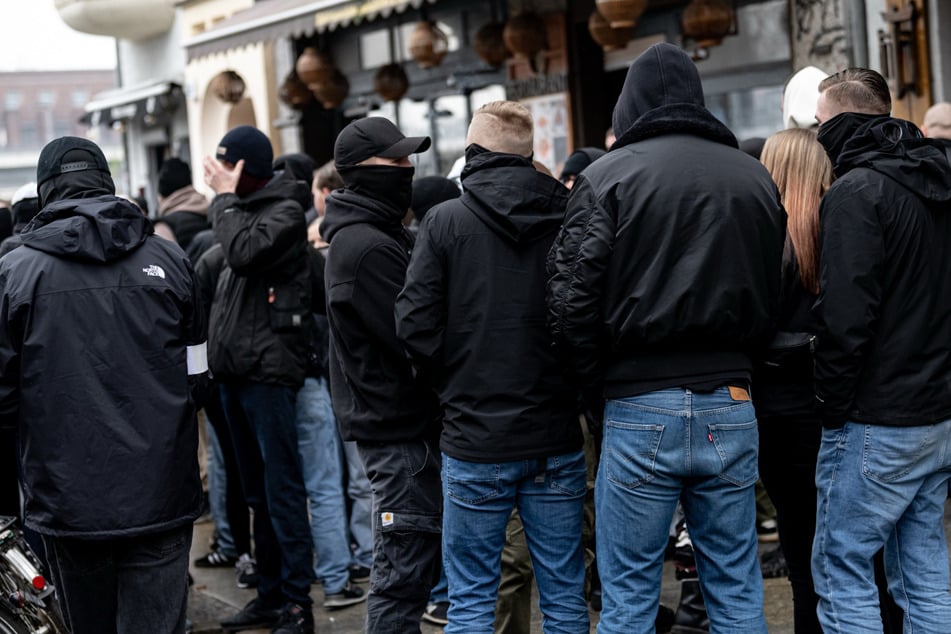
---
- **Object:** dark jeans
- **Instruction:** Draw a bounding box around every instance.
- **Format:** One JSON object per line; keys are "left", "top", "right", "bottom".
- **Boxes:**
{"left": 357, "top": 438, "right": 441, "bottom": 633}
{"left": 220, "top": 381, "right": 314, "bottom": 607}
{"left": 758, "top": 413, "right": 822, "bottom": 634}
{"left": 43, "top": 524, "right": 192, "bottom": 634}
{"left": 203, "top": 385, "right": 251, "bottom": 557}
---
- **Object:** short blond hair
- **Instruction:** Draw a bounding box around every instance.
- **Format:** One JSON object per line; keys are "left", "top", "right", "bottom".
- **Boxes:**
{"left": 923, "top": 102, "right": 951, "bottom": 140}
{"left": 466, "top": 101, "right": 534, "bottom": 156}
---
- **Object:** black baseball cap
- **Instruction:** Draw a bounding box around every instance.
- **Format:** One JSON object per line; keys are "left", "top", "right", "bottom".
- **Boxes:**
{"left": 334, "top": 117, "right": 431, "bottom": 167}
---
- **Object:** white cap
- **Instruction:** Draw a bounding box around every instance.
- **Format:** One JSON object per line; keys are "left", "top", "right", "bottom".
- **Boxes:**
{"left": 10, "top": 182, "right": 37, "bottom": 207}
{"left": 782, "top": 66, "right": 829, "bottom": 130}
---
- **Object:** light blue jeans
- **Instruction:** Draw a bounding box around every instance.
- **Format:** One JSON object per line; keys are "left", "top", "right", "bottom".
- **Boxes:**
{"left": 206, "top": 419, "right": 238, "bottom": 559}
{"left": 295, "top": 377, "right": 350, "bottom": 594}
{"left": 342, "top": 439, "right": 374, "bottom": 569}
{"left": 442, "top": 450, "right": 589, "bottom": 634}
{"left": 596, "top": 386, "right": 766, "bottom": 634}
{"left": 812, "top": 419, "right": 951, "bottom": 634}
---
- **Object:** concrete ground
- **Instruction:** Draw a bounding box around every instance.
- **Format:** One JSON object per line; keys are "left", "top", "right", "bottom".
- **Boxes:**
{"left": 186, "top": 518, "right": 800, "bottom": 633}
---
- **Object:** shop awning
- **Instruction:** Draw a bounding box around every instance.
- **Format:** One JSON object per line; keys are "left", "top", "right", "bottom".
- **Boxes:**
{"left": 185, "top": 0, "right": 433, "bottom": 62}
{"left": 82, "top": 80, "right": 181, "bottom": 125}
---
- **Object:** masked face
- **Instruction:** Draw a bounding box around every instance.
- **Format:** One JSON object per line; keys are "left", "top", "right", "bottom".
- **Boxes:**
{"left": 338, "top": 163, "right": 415, "bottom": 212}
{"left": 816, "top": 111, "right": 881, "bottom": 166}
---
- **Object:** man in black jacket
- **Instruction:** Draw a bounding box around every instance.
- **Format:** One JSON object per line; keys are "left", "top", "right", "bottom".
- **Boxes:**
{"left": 396, "top": 100, "right": 588, "bottom": 632}
{"left": 547, "top": 43, "right": 786, "bottom": 634}
{"left": 0, "top": 136, "right": 207, "bottom": 634}
{"left": 202, "top": 126, "right": 317, "bottom": 634}
{"left": 321, "top": 117, "right": 442, "bottom": 633}
{"left": 810, "top": 68, "right": 951, "bottom": 632}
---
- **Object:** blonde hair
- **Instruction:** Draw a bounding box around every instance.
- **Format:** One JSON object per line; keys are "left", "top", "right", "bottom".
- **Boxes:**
{"left": 466, "top": 101, "right": 534, "bottom": 156}
{"left": 760, "top": 129, "right": 832, "bottom": 294}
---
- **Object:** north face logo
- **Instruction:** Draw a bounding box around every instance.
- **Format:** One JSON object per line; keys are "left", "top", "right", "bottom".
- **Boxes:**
{"left": 143, "top": 265, "right": 166, "bottom": 279}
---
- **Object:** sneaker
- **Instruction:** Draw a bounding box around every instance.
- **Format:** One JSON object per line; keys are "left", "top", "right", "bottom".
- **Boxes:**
{"left": 220, "top": 597, "right": 281, "bottom": 631}
{"left": 757, "top": 519, "right": 779, "bottom": 543}
{"left": 235, "top": 553, "right": 259, "bottom": 589}
{"left": 323, "top": 581, "right": 367, "bottom": 610}
{"left": 348, "top": 563, "right": 371, "bottom": 583}
{"left": 271, "top": 602, "right": 314, "bottom": 634}
{"left": 421, "top": 601, "right": 449, "bottom": 626}
{"left": 194, "top": 550, "right": 238, "bottom": 568}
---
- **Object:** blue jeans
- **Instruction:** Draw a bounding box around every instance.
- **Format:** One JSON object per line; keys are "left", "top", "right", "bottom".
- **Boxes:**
{"left": 342, "top": 439, "right": 373, "bottom": 568}
{"left": 596, "top": 386, "right": 766, "bottom": 634}
{"left": 295, "top": 377, "right": 350, "bottom": 593}
{"left": 812, "top": 420, "right": 951, "bottom": 633}
{"left": 442, "top": 450, "right": 588, "bottom": 634}
{"left": 44, "top": 524, "right": 192, "bottom": 634}
{"left": 220, "top": 381, "right": 314, "bottom": 607}
{"left": 206, "top": 418, "right": 237, "bottom": 558}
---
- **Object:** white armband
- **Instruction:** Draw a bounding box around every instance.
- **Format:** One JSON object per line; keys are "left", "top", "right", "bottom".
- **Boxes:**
{"left": 187, "top": 342, "right": 208, "bottom": 375}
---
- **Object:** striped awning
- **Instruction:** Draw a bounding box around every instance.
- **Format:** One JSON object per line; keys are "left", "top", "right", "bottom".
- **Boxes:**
{"left": 185, "top": 0, "right": 434, "bottom": 61}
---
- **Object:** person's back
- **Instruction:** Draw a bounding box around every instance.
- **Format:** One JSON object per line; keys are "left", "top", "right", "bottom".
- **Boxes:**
{"left": 0, "top": 136, "right": 205, "bottom": 634}
{"left": 397, "top": 100, "right": 588, "bottom": 632}
{"left": 547, "top": 43, "right": 785, "bottom": 634}
{"left": 810, "top": 67, "right": 951, "bottom": 634}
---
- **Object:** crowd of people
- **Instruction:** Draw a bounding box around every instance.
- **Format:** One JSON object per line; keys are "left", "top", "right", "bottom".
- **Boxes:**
{"left": 1, "top": 41, "right": 951, "bottom": 634}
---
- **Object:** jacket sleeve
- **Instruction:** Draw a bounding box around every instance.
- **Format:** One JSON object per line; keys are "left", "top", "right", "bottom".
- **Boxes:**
{"left": 395, "top": 213, "right": 446, "bottom": 374}
{"left": 195, "top": 245, "right": 224, "bottom": 328}
{"left": 210, "top": 194, "right": 306, "bottom": 275}
{"left": 813, "top": 192, "right": 883, "bottom": 425}
{"left": 348, "top": 242, "right": 415, "bottom": 362}
{"left": 546, "top": 175, "right": 616, "bottom": 393}
{"left": 181, "top": 258, "right": 212, "bottom": 408}
{"left": 0, "top": 266, "right": 21, "bottom": 430}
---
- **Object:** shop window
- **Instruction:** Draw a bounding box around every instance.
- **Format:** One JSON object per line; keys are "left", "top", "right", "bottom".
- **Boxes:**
{"left": 705, "top": 85, "right": 784, "bottom": 142}
{"left": 360, "top": 29, "right": 391, "bottom": 69}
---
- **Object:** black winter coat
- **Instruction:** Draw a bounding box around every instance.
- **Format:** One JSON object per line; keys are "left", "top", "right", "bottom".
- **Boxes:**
{"left": 395, "top": 150, "right": 582, "bottom": 463}
{"left": 814, "top": 117, "right": 951, "bottom": 427}
{"left": 322, "top": 187, "right": 441, "bottom": 443}
{"left": 0, "top": 195, "right": 205, "bottom": 538}
{"left": 207, "top": 171, "right": 315, "bottom": 388}
{"left": 547, "top": 43, "right": 786, "bottom": 401}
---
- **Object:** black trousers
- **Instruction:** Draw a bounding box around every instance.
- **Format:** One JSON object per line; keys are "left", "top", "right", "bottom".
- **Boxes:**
{"left": 357, "top": 437, "right": 442, "bottom": 633}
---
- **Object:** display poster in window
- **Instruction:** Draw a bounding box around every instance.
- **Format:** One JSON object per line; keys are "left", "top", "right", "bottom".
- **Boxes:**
{"left": 521, "top": 92, "right": 570, "bottom": 177}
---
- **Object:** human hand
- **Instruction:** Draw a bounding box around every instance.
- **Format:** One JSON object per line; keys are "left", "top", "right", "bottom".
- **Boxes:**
{"left": 203, "top": 156, "right": 244, "bottom": 194}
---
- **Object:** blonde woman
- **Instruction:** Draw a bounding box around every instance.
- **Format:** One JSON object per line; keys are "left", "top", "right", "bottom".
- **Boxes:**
{"left": 754, "top": 128, "right": 830, "bottom": 634}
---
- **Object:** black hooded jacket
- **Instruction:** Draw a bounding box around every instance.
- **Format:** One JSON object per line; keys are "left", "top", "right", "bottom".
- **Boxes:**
{"left": 814, "top": 116, "right": 951, "bottom": 427}
{"left": 395, "top": 150, "right": 582, "bottom": 462}
{"left": 321, "top": 185, "right": 441, "bottom": 443}
{"left": 0, "top": 193, "right": 205, "bottom": 538}
{"left": 547, "top": 43, "right": 786, "bottom": 400}
{"left": 205, "top": 170, "right": 316, "bottom": 388}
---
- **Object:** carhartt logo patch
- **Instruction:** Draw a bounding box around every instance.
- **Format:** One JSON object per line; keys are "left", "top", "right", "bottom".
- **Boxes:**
{"left": 381, "top": 512, "right": 394, "bottom": 527}
{"left": 142, "top": 265, "right": 166, "bottom": 279}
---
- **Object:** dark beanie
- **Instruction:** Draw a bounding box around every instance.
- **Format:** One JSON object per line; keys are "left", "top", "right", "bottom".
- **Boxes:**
{"left": 215, "top": 126, "right": 274, "bottom": 179}
{"left": 36, "top": 136, "right": 111, "bottom": 187}
{"left": 559, "top": 147, "right": 606, "bottom": 181}
{"left": 411, "top": 175, "right": 460, "bottom": 222}
{"left": 158, "top": 158, "right": 193, "bottom": 197}
{"left": 274, "top": 153, "right": 318, "bottom": 187}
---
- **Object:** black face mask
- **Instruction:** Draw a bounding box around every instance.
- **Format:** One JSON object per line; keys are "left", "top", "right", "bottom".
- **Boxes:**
{"left": 817, "top": 112, "right": 880, "bottom": 166}
{"left": 338, "top": 164, "right": 415, "bottom": 213}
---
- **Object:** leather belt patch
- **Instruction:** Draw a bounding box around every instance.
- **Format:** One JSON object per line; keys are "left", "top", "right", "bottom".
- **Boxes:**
{"left": 729, "top": 386, "right": 750, "bottom": 401}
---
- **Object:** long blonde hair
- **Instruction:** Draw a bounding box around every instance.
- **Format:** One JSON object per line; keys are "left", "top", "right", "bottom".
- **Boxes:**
{"left": 760, "top": 129, "right": 832, "bottom": 294}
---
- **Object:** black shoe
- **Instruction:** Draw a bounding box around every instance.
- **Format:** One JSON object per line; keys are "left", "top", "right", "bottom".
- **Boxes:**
{"left": 348, "top": 563, "right": 371, "bottom": 583}
{"left": 656, "top": 604, "right": 675, "bottom": 633}
{"left": 220, "top": 598, "right": 281, "bottom": 632}
{"left": 194, "top": 550, "right": 238, "bottom": 568}
{"left": 671, "top": 580, "right": 710, "bottom": 634}
{"left": 323, "top": 581, "right": 367, "bottom": 609}
{"left": 271, "top": 603, "right": 314, "bottom": 634}
{"left": 235, "top": 553, "right": 259, "bottom": 589}
{"left": 760, "top": 544, "right": 789, "bottom": 579}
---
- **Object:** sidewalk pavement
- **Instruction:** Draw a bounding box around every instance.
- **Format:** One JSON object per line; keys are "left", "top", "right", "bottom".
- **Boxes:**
{"left": 186, "top": 517, "right": 799, "bottom": 633}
